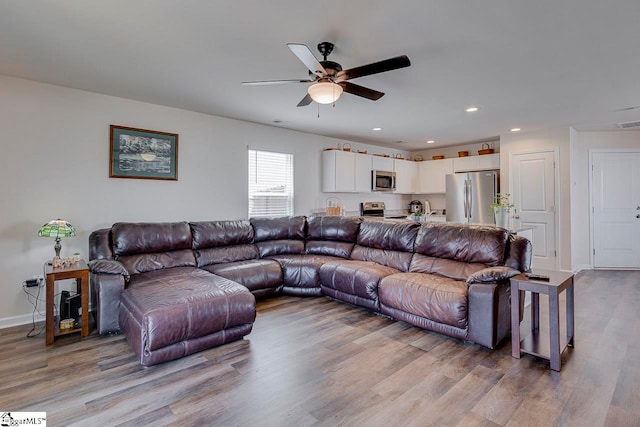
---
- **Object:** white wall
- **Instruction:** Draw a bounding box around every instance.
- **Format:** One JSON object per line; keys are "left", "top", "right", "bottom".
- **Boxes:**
{"left": 413, "top": 140, "right": 500, "bottom": 161}
{"left": 570, "top": 129, "right": 640, "bottom": 270}
{"left": 499, "top": 127, "right": 572, "bottom": 272}
{"left": 0, "top": 75, "right": 409, "bottom": 326}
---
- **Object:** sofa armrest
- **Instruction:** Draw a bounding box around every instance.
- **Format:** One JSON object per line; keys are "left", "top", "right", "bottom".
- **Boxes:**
{"left": 468, "top": 282, "right": 512, "bottom": 348}
{"left": 89, "top": 261, "right": 128, "bottom": 335}
{"left": 88, "top": 259, "right": 130, "bottom": 281}
{"left": 466, "top": 266, "right": 520, "bottom": 285}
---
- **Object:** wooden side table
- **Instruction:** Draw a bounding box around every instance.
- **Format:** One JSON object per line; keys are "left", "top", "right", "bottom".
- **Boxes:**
{"left": 45, "top": 259, "right": 90, "bottom": 345}
{"left": 510, "top": 269, "right": 575, "bottom": 371}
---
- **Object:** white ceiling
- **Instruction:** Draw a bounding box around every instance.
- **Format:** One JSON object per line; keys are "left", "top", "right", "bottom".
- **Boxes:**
{"left": 2, "top": 1, "right": 640, "bottom": 151}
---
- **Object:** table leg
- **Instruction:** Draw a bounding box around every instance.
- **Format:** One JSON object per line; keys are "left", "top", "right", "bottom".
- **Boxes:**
{"left": 45, "top": 275, "right": 55, "bottom": 345}
{"left": 567, "top": 277, "right": 575, "bottom": 347}
{"left": 549, "top": 287, "right": 561, "bottom": 371}
{"left": 511, "top": 282, "right": 521, "bottom": 359}
{"left": 78, "top": 272, "right": 90, "bottom": 338}
{"left": 531, "top": 292, "right": 540, "bottom": 332}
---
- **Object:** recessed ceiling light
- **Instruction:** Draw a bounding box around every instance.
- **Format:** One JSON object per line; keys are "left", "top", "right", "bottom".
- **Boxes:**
{"left": 510, "top": 128, "right": 521, "bottom": 132}
{"left": 372, "top": 127, "right": 382, "bottom": 131}
{"left": 426, "top": 140, "right": 435, "bottom": 144}
{"left": 465, "top": 107, "right": 479, "bottom": 112}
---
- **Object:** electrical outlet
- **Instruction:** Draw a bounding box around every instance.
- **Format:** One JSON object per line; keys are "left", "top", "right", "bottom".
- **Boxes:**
{"left": 26, "top": 279, "right": 39, "bottom": 287}
{"left": 25, "top": 275, "right": 44, "bottom": 287}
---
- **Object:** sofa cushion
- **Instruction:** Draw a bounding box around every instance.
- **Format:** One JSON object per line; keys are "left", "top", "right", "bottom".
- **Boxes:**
{"left": 319, "top": 260, "right": 401, "bottom": 310}
{"left": 200, "top": 259, "right": 282, "bottom": 294}
{"left": 379, "top": 272, "right": 468, "bottom": 330}
{"left": 410, "top": 223, "right": 509, "bottom": 281}
{"left": 409, "top": 256, "right": 487, "bottom": 282}
{"left": 190, "top": 220, "right": 254, "bottom": 249}
{"left": 117, "top": 250, "right": 196, "bottom": 275}
{"left": 113, "top": 222, "right": 193, "bottom": 256}
{"left": 112, "top": 222, "right": 196, "bottom": 274}
{"left": 251, "top": 216, "right": 306, "bottom": 257}
{"left": 304, "top": 216, "right": 361, "bottom": 258}
{"left": 504, "top": 234, "right": 532, "bottom": 272}
{"left": 349, "top": 220, "right": 420, "bottom": 271}
{"left": 89, "top": 228, "right": 113, "bottom": 260}
{"left": 190, "top": 220, "right": 258, "bottom": 267}
{"left": 269, "top": 254, "right": 345, "bottom": 293}
{"left": 194, "top": 244, "right": 259, "bottom": 268}
{"left": 413, "top": 223, "right": 509, "bottom": 266}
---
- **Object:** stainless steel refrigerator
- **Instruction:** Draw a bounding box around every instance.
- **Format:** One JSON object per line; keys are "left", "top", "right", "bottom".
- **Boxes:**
{"left": 445, "top": 171, "right": 499, "bottom": 224}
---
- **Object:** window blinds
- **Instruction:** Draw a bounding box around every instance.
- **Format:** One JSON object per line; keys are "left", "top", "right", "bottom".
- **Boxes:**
{"left": 248, "top": 149, "right": 294, "bottom": 218}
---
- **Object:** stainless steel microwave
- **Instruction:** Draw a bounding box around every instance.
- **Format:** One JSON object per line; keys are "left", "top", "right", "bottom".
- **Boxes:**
{"left": 372, "top": 170, "right": 396, "bottom": 191}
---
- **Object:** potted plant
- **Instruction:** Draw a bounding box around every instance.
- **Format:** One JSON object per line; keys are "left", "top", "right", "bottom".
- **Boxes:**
{"left": 411, "top": 209, "right": 424, "bottom": 222}
{"left": 490, "top": 193, "right": 515, "bottom": 228}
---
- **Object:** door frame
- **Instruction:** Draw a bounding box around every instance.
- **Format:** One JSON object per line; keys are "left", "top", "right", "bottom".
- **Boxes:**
{"left": 588, "top": 148, "right": 640, "bottom": 269}
{"left": 509, "top": 147, "right": 560, "bottom": 270}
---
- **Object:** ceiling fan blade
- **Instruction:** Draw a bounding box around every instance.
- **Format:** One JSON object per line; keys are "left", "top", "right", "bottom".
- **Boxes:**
{"left": 336, "top": 55, "right": 411, "bottom": 81}
{"left": 338, "top": 81, "right": 385, "bottom": 101}
{"left": 242, "top": 79, "right": 313, "bottom": 85}
{"left": 297, "top": 93, "right": 313, "bottom": 107}
{"left": 287, "top": 43, "right": 327, "bottom": 77}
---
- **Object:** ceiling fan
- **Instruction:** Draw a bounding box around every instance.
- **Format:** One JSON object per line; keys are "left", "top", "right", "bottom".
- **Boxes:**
{"left": 242, "top": 42, "right": 411, "bottom": 107}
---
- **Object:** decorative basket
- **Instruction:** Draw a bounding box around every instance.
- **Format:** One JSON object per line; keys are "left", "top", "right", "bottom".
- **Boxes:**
{"left": 413, "top": 155, "right": 424, "bottom": 162}
{"left": 478, "top": 143, "right": 495, "bottom": 155}
{"left": 432, "top": 155, "right": 444, "bottom": 160}
{"left": 342, "top": 143, "right": 351, "bottom": 152}
{"left": 325, "top": 197, "right": 342, "bottom": 216}
{"left": 458, "top": 151, "right": 469, "bottom": 157}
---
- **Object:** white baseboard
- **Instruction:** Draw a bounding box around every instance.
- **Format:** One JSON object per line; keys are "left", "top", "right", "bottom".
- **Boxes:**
{"left": 0, "top": 303, "right": 93, "bottom": 330}
{"left": 0, "top": 312, "right": 45, "bottom": 329}
{"left": 573, "top": 264, "right": 592, "bottom": 274}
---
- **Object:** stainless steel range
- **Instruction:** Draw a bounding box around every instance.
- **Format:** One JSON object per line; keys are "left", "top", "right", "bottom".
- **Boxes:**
{"left": 360, "top": 201, "right": 385, "bottom": 217}
{"left": 360, "top": 201, "right": 407, "bottom": 219}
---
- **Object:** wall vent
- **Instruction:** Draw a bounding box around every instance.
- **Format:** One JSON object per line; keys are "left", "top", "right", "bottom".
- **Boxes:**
{"left": 617, "top": 120, "right": 640, "bottom": 129}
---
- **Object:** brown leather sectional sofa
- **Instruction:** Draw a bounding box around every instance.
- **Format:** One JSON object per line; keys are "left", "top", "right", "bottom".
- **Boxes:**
{"left": 89, "top": 216, "right": 531, "bottom": 366}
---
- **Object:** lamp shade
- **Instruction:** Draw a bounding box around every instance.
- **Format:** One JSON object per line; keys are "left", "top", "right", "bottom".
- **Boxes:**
{"left": 38, "top": 219, "right": 76, "bottom": 238}
{"left": 39, "top": 219, "right": 76, "bottom": 258}
{"left": 307, "top": 82, "right": 343, "bottom": 104}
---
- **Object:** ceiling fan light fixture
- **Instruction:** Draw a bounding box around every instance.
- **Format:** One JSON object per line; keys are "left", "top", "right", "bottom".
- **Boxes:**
{"left": 308, "top": 82, "right": 343, "bottom": 104}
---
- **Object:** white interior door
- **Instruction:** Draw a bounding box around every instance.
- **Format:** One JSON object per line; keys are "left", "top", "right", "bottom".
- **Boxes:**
{"left": 510, "top": 151, "right": 557, "bottom": 270}
{"left": 592, "top": 152, "right": 640, "bottom": 268}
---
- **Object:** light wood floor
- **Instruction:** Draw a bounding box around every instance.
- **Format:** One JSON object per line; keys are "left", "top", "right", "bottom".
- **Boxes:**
{"left": 1, "top": 270, "right": 639, "bottom": 426}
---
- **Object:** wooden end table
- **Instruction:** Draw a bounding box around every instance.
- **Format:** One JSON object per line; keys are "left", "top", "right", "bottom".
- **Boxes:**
{"left": 45, "top": 259, "right": 90, "bottom": 345}
{"left": 510, "top": 269, "right": 575, "bottom": 371}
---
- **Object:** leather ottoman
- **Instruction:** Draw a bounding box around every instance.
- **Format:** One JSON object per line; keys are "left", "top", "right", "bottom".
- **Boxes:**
{"left": 119, "top": 268, "right": 256, "bottom": 366}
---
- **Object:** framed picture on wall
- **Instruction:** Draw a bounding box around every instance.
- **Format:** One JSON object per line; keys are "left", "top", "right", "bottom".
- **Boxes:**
{"left": 109, "top": 125, "right": 179, "bottom": 180}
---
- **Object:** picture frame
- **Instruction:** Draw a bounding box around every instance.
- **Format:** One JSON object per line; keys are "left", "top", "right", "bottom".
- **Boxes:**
{"left": 109, "top": 125, "right": 178, "bottom": 180}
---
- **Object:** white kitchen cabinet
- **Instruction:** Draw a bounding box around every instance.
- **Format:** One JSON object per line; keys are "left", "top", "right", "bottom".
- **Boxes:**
{"left": 372, "top": 155, "right": 394, "bottom": 172}
{"left": 394, "top": 159, "right": 418, "bottom": 194}
{"left": 354, "top": 153, "right": 373, "bottom": 192}
{"left": 418, "top": 158, "right": 453, "bottom": 193}
{"left": 322, "top": 150, "right": 372, "bottom": 193}
{"left": 453, "top": 153, "right": 500, "bottom": 172}
{"left": 477, "top": 153, "right": 500, "bottom": 170}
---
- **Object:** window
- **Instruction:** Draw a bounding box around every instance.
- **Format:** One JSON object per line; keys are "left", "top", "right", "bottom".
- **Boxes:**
{"left": 248, "top": 149, "right": 294, "bottom": 218}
